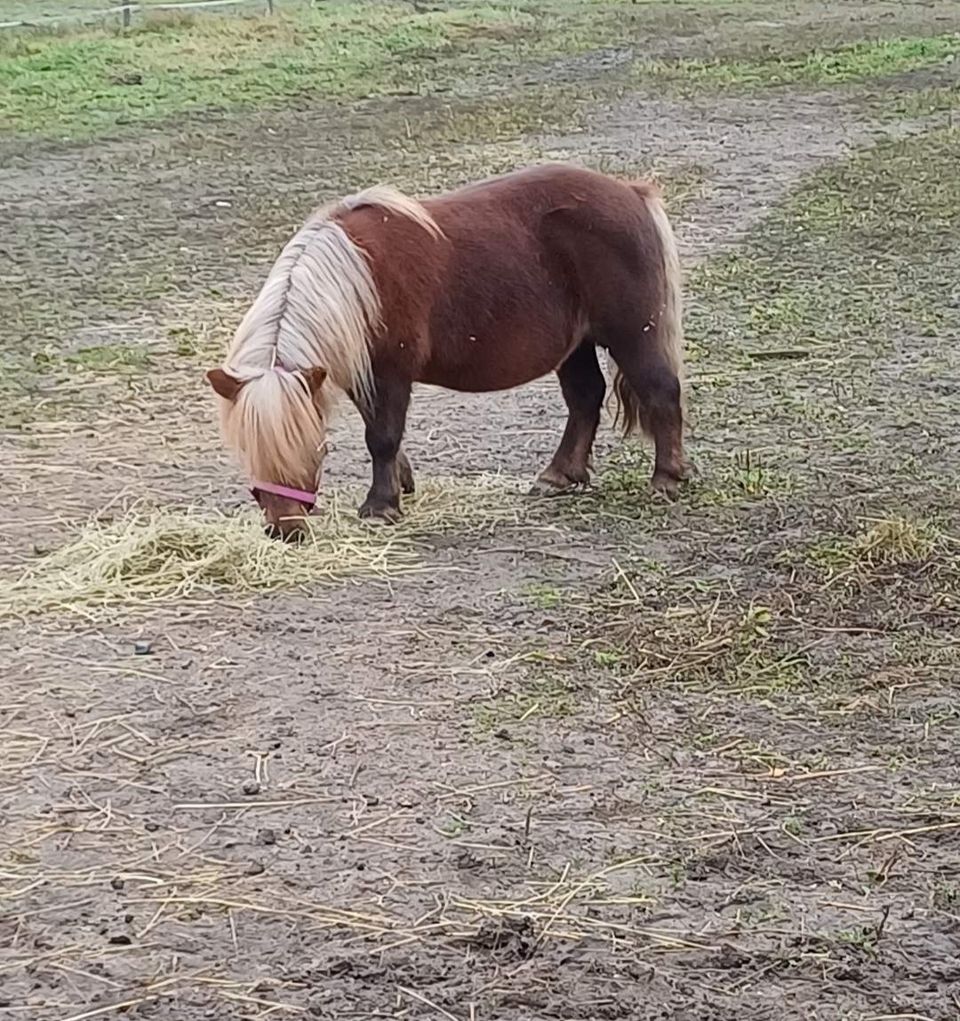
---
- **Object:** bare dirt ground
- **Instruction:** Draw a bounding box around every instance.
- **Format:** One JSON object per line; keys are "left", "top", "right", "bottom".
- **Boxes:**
{"left": 3, "top": 3, "right": 960, "bottom": 1019}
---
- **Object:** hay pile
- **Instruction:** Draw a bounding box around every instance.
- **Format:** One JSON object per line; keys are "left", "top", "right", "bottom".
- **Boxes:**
{"left": 0, "top": 479, "right": 523, "bottom": 618}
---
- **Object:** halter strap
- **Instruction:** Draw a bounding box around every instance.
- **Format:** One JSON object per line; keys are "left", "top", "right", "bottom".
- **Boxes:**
{"left": 251, "top": 480, "right": 317, "bottom": 508}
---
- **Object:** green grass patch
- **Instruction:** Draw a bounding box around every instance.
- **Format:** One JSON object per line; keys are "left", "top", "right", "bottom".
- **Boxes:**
{"left": 5, "top": 1, "right": 956, "bottom": 140}
{"left": 0, "top": 0, "right": 638, "bottom": 138}
{"left": 688, "top": 126, "right": 960, "bottom": 375}
{"left": 639, "top": 33, "right": 960, "bottom": 92}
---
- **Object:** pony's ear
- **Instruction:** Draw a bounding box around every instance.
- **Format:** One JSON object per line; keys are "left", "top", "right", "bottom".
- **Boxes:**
{"left": 302, "top": 367, "right": 327, "bottom": 395}
{"left": 206, "top": 368, "right": 245, "bottom": 401}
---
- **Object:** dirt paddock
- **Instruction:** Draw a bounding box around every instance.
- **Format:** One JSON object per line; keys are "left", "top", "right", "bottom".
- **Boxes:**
{"left": 2, "top": 2, "right": 960, "bottom": 1018}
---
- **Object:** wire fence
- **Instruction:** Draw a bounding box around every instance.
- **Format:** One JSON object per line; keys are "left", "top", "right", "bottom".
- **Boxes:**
{"left": 0, "top": 0, "right": 285, "bottom": 31}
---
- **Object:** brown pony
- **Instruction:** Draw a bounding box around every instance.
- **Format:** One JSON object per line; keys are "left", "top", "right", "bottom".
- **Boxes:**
{"left": 207, "top": 164, "right": 689, "bottom": 540}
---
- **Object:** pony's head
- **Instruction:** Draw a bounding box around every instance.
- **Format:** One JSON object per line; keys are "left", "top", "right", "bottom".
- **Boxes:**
{"left": 207, "top": 364, "right": 329, "bottom": 542}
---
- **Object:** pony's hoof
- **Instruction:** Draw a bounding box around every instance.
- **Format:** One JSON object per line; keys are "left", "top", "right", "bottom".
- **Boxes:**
{"left": 529, "top": 477, "right": 577, "bottom": 498}
{"left": 651, "top": 472, "right": 681, "bottom": 499}
{"left": 530, "top": 467, "right": 589, "bottom": 497}
{"left": 359, "top": 502, "right": 402, "bottom": 524}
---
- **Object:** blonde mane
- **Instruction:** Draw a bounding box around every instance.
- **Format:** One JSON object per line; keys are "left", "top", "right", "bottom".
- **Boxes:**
{"left": 217, "top": 186, "right": 441, "bottom": 487}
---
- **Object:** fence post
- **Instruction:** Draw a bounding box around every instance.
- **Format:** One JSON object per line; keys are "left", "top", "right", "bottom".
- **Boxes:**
{"left": 266, "top": 0, "right": 274, "bottom": 12}
{"left": 118, "top": 1, "right": 132, "bottom": 28}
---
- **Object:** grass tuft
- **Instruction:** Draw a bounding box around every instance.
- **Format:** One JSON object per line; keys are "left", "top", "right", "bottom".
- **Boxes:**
{"left": 807, "top": 515, "right": 949, "bottom": 575}
{"left": 639, "top": 33, "right": 960, "bottom": 93}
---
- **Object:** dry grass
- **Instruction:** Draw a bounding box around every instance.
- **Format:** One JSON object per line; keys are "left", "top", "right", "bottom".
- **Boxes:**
{"left": 0, "top": 478, "right": 526, "bottom": 618}
{"left": 806, "top": 514, "right": 954, "bottom": 579}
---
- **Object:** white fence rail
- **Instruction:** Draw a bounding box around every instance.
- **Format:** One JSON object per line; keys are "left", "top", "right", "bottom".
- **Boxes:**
{"left": 0, "top": 0, "right": 280, "bottom": 31}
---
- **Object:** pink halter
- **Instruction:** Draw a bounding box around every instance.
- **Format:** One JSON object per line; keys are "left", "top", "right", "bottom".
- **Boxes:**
{"left": 251, "top": 480, "right": 317, "bottom": 508}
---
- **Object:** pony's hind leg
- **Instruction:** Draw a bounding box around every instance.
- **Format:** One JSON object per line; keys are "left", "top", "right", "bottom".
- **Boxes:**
{"left": 531, "top": 340, "right": 605, "bottom": 496}
{"left": 359, "top": 375, "right": 411, "bottom": 522}
{"left": 607, "top": 335, "right": 688, "bottom": 496}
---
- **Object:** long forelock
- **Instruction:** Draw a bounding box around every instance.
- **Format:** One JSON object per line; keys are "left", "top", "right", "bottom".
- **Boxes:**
{"left": 219, "top": 371, "right": 329, "bottom": 488}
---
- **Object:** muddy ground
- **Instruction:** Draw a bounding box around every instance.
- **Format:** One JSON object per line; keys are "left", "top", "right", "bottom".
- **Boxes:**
{"left": 3, "top": 2, "right": 960, "bottom": 1019}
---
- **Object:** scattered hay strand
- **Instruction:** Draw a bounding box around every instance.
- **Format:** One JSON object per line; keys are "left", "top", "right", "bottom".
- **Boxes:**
{"left": 0, "top": 478, "right": 524, "bottom": 618}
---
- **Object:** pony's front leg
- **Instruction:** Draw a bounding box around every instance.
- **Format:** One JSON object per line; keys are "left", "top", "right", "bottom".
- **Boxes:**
{"left": 359, "top": 375, "right": 411, "bottom": 523}
{"left": 396, "top": 450, "right": 416, "bottom": 495}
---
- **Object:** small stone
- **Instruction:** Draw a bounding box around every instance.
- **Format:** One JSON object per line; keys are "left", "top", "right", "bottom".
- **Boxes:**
{"left": 110, "top": 877, "right": 124, "bottom": 891}
{"left": 494, "top": 727, "right": 510, "bottom": 740}
{"left": 144, "top": 820, "right": 159, "bottom": 832}
{"left": 108, "top": 934, "right": 131, "bottom": 946}
{"left": 257, "top": 828, "right": 277, "bottom": 846}
{"left": 244, "top": 861, "right": 265, "bottom": 876}
{"left": 242, "top": 781, "right": 261, "bottom": 796}
{"left": 133, "top": 641, "right": 153, "bottom": 656}
{"left": 455, "top": 850, "right": 482, "bottom": 871}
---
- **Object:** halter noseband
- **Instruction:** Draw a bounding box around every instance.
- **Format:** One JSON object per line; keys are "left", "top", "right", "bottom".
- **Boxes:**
{"left": 251, "top": 480, "right": 317, "bottom": 509}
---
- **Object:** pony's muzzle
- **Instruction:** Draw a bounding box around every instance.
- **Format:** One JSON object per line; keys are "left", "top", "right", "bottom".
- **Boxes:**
{"left": 265, "top": 519, "right": 308, "bottom": 543}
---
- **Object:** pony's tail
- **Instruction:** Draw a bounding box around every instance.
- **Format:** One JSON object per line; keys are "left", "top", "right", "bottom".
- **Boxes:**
{"left": 611, "top": 367, "right": 645, "bottom": 437}
{"left": 610, "top": 181, "right": 685, "bottom": 437}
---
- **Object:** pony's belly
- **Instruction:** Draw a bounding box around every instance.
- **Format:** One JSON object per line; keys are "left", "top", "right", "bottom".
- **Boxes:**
{"left": 418, "top": 328, "right": 577, "bottom": 393}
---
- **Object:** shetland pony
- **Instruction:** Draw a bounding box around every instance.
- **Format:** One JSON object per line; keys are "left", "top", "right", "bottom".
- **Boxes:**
{"left": 207, "top": 164, "right": 689, "bottom": 540}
